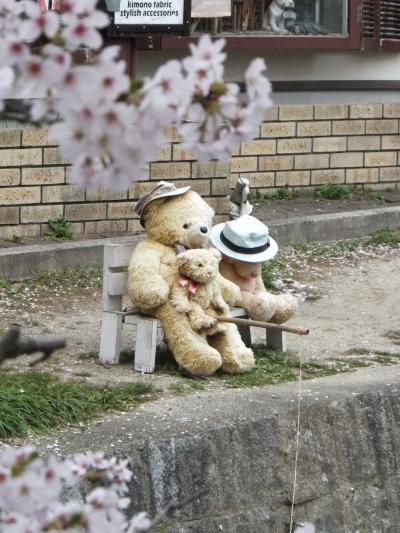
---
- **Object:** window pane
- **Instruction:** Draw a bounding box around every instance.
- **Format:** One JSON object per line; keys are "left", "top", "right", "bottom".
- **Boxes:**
{"left": 192, "top": 0, "right": 348, "bottom": 37}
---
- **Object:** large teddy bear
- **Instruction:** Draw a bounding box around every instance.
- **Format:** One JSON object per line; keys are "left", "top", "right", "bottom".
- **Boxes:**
{"left": 128, "top": 182, "right": 254, "bottom": 377}
{"left": 210, "top": 215, "right": 298, "bottom": 324}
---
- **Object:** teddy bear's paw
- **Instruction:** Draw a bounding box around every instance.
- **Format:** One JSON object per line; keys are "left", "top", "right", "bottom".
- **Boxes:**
{"left": 270, "top": 294, "right": 298, "bottom": 324}
{"left": 132, "top": 281, "right": 170, "bottom": 310}
{"left": 222, "top": 347, "right": 255, "bottom": 374}
{"left": 180, "top": 352, "right": 222, "bottom": 377}
{"left": 192, "top": 315, "right": 218, "bottom": 332}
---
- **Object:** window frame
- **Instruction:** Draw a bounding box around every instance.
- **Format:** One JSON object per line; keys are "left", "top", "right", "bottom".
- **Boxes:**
{"left": 159, "top": 0, "right": 362, "bottom": 51}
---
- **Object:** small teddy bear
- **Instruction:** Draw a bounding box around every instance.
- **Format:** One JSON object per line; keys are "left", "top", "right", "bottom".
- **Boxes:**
{"left": 170, "top": 248, "right": 229, "bottom": 336}
{"left": 210, "top": 214, "right": 298, "bottom": 325}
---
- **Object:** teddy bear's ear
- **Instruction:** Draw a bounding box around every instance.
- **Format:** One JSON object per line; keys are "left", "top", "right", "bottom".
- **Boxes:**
{"left": 209, "top": 248, "right": 222, "bottom": 260}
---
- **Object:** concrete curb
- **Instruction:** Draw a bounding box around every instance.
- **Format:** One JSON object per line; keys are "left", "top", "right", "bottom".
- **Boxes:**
{"left": 265, "top": 204, "right": 400, "bottom": 244}
{"left": 36, "top": 364, "right": 400, "bottom": 532}
{"left": 1, "top": 205, "right": 400, "bottom": 280}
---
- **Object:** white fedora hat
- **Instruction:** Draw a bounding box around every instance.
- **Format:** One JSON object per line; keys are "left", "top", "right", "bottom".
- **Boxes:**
{"left": 210, "top": 215, "right": 278, "bottom": 263}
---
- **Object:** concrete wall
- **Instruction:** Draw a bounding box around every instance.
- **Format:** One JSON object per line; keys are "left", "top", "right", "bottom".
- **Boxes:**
{"left": 1, "top": 101, "right": 400, "bottom": 239}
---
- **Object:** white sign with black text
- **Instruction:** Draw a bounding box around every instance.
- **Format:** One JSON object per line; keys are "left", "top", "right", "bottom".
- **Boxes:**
{"left": 114, "top": 0, "right": 185, "bottom": 25}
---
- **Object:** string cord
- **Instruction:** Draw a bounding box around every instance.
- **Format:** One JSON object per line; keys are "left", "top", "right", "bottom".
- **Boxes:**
{"left": 289, "top": 354, "right": 303, "bottom": 533}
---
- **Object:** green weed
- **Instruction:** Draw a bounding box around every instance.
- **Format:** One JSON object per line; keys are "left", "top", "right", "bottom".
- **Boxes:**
{"left": 0, "top": 370, "right": 158, "bottom": 439}
{"left": 385, "top": 330, "right": 400, "bottom": 345}
{"left": 261, "top": 256, "right": 285, "bottom": 291}
{"left": 7, "top": 233, "right": 24, "bottom": 243}
{"left": 251, "top": 186, "right": 300, "bottom": 203}
{"left": 30, "top": 267, "right": 102, "bottom": 288}
{"left": 367, "top": 228, "right": 400, "bottom": 247}
{"left": 45, "top": 216, "right": 75, "bottom": 240}
{"left": 314, "top": 183, "right": 350, "bottom": 200}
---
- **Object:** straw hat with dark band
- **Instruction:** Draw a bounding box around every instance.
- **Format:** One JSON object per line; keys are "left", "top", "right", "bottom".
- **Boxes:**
{"left": 135, "top": 181, "right": 191, "bottom": 226}
{"left": 210, "top": 215, "right": 278, "bottom": 263}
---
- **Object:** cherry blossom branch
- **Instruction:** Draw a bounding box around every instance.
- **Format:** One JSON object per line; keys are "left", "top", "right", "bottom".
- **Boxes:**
{"left": 0, "top": 325, "right": 66, "bottom": 366}
{"left": 0, "top": 0, "right": 272, "bottom": 192}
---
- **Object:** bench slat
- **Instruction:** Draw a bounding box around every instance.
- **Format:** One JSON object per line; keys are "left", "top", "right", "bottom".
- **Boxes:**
{"left": 108, "top": 272, "right": 128, "bottom": 296}
{"left": 105, "top": 244, "right": 136, "bottom": 268}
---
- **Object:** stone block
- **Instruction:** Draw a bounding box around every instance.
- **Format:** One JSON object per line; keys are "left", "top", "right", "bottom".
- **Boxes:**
{"left": 276, "top": 170, "right": 310, "bottom": 187}
{"left": 313, "top": 137, "right": 347, "bottom": 153}
{"left": 0, "top": 129, "right": 21, "bottom": 147}
{"left": 345, "top": 168, "right": 379, "bottom": 184}
{"left": 0, "top": 224, "right": 40, "bottom": 239}
{"left": 231, "top": 172, "right": 274, "bottom": 189}
{"left": 20, "top": 204, "right": 63, "bottom": 223}
{"left": 211, "top": 178, "right": 229, "bottom": 196}
{"left": 380, "top": 167, "right": 400, "bottom": 181}
{"left": 194, "top": 161, "right": 230, "bottom": 178}
{"left": 381, "top": 135, "right": 400, "bottom": 150}
{"left": 330, "top": 152, "right": 363, "bottom": 168}
{"left": 364, "top": 151, "right": 397, "bottom": 167}
{"left": 311, "top": 169, "right": 345, "bottom": 185}
{"left": 107, "top": 202, "right": 136, "bottom": 219}
{"left": 22, "top": 167, "right": 65, "bottom": 185}
{"left": 172, "top": 145, "right": 196, "bottom": 161}
{"left": 278, "top": 105, "right": 313, "bottom": 121}
{"left": 0, "top": 186, "right": 40, "bottom": 205}
{"left": 127, "top": 219, "right": 144, "bottom": 233}
{"left": 65, "top": 203, "right": 107, "bottom": 221}
{"left": 297, "top": 121, "right": 331, "bottom": 137}
{"left": 366, "top": 120, "right": 398, "bottom": 135}
{"left": 347, "top": 136, "right": 381, "bottom": 151}
{"left": 157, "top": 144, "right": 172, "bottom": 161}
{"left": 22, "top": 128, "right": 55, "bottom": 146}
{"left": 261, "top": 122, "right": 296, "bottom": 138}
{"left": 383, "top": 103, "right": 400, "bottom": 118}
{"left": 241, "top": 139, "right": 276, "bottom": 155}
{"left": 85, "top": 188, "right": 127, "bottom": 201}
{"left": 332, "top": 120, "right": 366, "bottom": 136}
{"left": 314, "top": 104, "right": 349, "bottom": 119}
{"left": 0, "top": 168, "right": 20, "bottom": 186}
{"left": 85, "top": 220, "right": 127, "bottom": 234}
{"left": 262, "top": 107, "right": 279, "bottom": 121}
{"left": 164, "top": 125, "right": 181, "bottom": 142}
{"left": 150, "top": 162, "right": 191, "bottom": 180}
{"left": 259, "top": 155, "right": 293, "bottom": 171}
{"left": 277, "top": 138, "right": 312, "bottom": 154}
{"left": 206, "top": 196, "right": 230, "bottom": 215}
{"left": 294, "top": 154, "right": 329, "bottom": 170}
{"left": 0, "top": 148, "right": 42, "bottom": 167}
{"left": 230, "top": 157, "right": 258, "bottom": 173}
{"left": 350, "top": 103, "right": 383, "bottom": 119}
{"left": 42, "top": 185, "right": 85, "bottom": 203}
{"left": 0, "top": 206, "right": 19, "bottom": 225}
{"left": 43, "top": 147, "right": 70, "bottom": 165}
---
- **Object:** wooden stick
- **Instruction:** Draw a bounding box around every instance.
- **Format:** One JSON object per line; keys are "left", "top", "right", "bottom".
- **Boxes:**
{"left": 217, "top": 316, "right": 309, "bottom": 336}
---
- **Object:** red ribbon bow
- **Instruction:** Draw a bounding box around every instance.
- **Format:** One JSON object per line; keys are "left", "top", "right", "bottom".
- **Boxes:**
{"left": 179, "top": 276, "right": 199, "bottom": 294}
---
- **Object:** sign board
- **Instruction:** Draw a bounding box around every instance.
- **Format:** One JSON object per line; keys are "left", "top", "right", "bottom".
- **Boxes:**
{"left": 191, "top": 0, "right": 230, "bottom": 18}
{"left": 109, "top": 0, "right": 191, "bottom": 36}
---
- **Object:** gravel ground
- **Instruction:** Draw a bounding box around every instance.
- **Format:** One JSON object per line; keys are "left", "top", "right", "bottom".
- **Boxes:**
{"left": 0, "top": 243, "right": 399, "bottom": 385}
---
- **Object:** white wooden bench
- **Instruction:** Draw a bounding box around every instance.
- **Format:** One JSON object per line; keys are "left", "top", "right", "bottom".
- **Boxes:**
{"left": 99, "top": 242, "right": 286, "bottom": 372}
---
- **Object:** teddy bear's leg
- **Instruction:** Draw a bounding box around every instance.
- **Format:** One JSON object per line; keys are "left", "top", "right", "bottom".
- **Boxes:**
{"left": 208, "top": 323, "right": 254, "bottom": 374}
{"left": 240, "top": 291, "right": 277, "bottom": 322}
{"left": 269, "top": 294, "right": 298, "bottom": 324}
{"left": 158, "top": 305, "right": 222, "bottom": 376}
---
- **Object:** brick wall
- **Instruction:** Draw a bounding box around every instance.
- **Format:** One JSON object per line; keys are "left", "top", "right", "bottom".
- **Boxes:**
{"left": 229, "top": 102, "right": 400, "bottom": 193}
{"left": 1, "top": 102, "right": 400, "bottom": 239}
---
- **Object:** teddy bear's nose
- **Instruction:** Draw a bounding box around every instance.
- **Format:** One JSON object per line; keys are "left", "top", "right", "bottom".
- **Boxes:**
{"left": 200, "top": 226, "right": 209, "bottom": 234}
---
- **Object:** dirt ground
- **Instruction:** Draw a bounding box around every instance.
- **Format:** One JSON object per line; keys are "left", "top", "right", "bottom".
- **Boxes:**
{"left": 0, "top": 244, "right": 399, "bottom": 386}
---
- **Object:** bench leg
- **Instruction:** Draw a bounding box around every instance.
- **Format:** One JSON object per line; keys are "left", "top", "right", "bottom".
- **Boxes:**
{"left": 266, "top": 329, "right": 287, "bottom": 352}
{"left": 237, "top": 324, "right": 255, "bottom": 348}
{"left": 134, "top": 317, "right": 158, "bottom": 373}
{"left": 99, "top": 312, "right": 123, "bottom": 364}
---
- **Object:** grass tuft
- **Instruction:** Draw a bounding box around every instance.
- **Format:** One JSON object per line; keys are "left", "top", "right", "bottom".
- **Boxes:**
{"left": 261, "top": 256, "right": 286, "bottom": 291}
{"left": 367, "top": 228, "right": 400, "bottom": 247}
{"left": 250, "top": 186, "right": 300, "bottom": 203}
{"left": 45, "top": 216, "right": 75, "bottom": 240}
{"left": 314, "top": 183, "right": 350, "bottom": 200}
{"left": 0, "top": 371, "right": 157, "bottom": 439}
